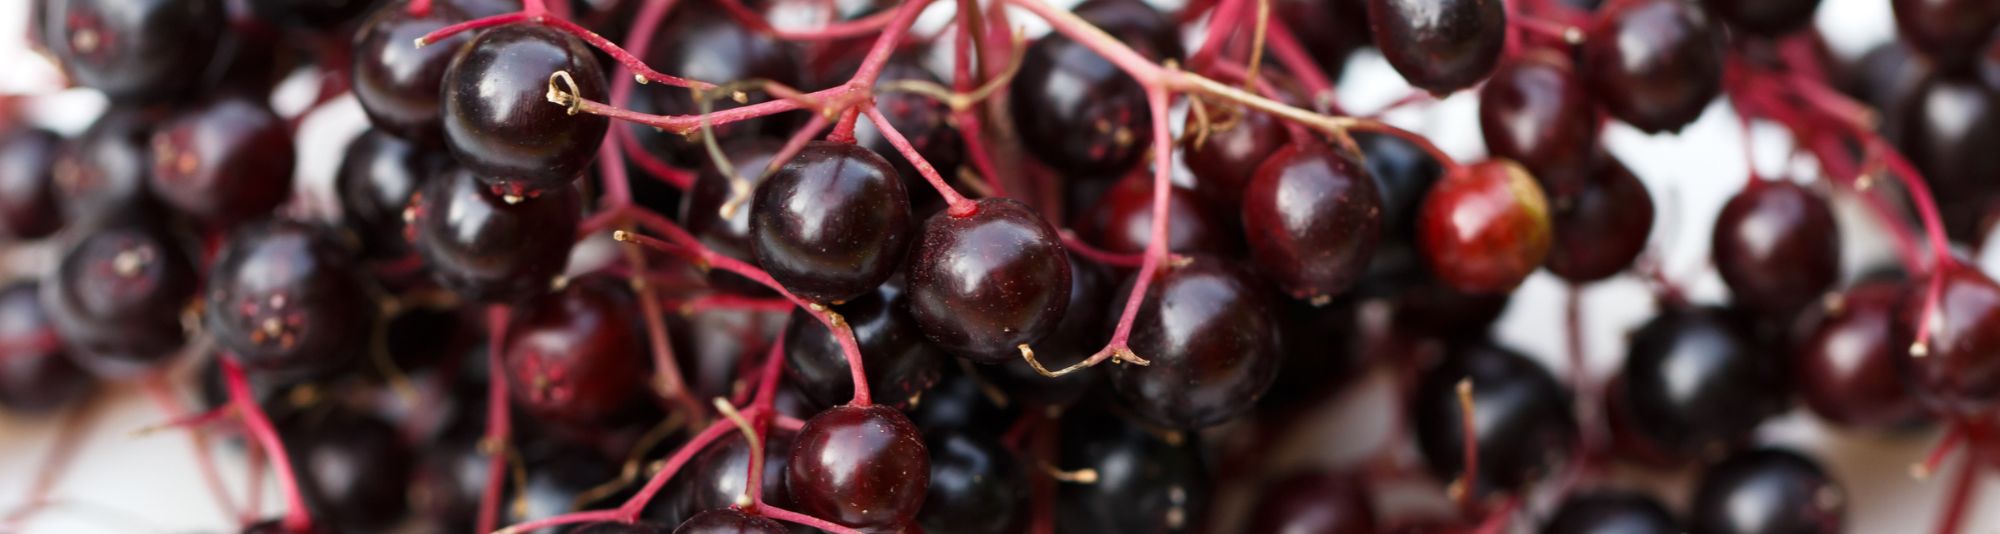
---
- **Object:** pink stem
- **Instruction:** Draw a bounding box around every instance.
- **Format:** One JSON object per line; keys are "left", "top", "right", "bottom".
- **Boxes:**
{"left": 1188, "top": 0, "right": 1249, "bottom": 71}
{"left": 1262, "top": 21, "right": 1343, "bottom": 115}
{"left": 578, "top": 93, "right": 812, "bottom": 135}
{"left": 827, "top": 107, "right": 862, "bottom": 143}
{"left": 618, "top": 129, "right": 696, "bottom": 189}
{"left": 476, "top": 305, "right": 513, "bottom": 534}
{"left": 538, "top": 16, "right": 711, "bottom": 89}
{"left": 761, "top": 504, "right": 865, "bottom": 534}
{"left": 774, "top": 414, "right": 807, "bottom": 432}
{"left": 614, "top": 417, "right": 739, "bottom": 516}
{"left": 1070, "top": 86, "right": 1176, "bottom": 371}
{"left": 1937, "top": 446, "right": 1978, "bottom": 534}
{"left": 1001, "top": 0, "right": 1166, "bottom": 86}
{"left": 407, "top": 0, "right": 432, "bottom": 16}
{"left": 414, "top": 12, "right": 532, "bottom": 46}
{"left": 619, "top": 212, "right": 874, "bottom": 406}
{"left": 677, "top": 294, "right": 797, "bottom": 314}
{"left": 864, "top": 105, "right": 976, "bottom": 215}
{"left": 0, "top": 393, "right": 95, "bottom": 528}
{"left": 218, "top": 357, "right": 315, "bottom": 532}
{"left": 140, "top": 376, "right": 239, "bottom": 522}
{"left": 1059, "top": 230, "right": 1146, "bottom": 268}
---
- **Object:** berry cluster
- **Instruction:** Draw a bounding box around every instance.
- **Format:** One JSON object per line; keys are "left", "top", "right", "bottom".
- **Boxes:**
{"left": 1, "top": 0, "right": 1997, "bottom": 531}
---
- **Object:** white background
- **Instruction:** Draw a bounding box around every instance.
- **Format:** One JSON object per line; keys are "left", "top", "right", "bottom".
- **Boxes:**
{"left": 0, "top": 0, "right": 1992, "bottom": 532}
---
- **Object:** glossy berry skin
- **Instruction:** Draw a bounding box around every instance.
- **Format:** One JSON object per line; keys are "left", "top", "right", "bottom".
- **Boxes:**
{"left": 1479, "top": 50, "right": 1598, "bottom": 194}
{"left": 1078, "top": 171, "right": 1233, "bottom": 255}
{"left": 408, "top": 167, "right": 582, "bottom": 303}
{"left": 1356, "top": 132, "right": 1445, "bottom": 279}
{"left": 0, "top": 129, "right": 65, "bottom": 240}
{"left": 1244, "top": 143, "right": 1383, "bottom": 300}
{"left": 1621, "top": 307, "right": 1786, "bottom": 459}
{"left": 907, "top": 198, "right": 1072, "bottom": 363}
{"left": 672, "top": 510, "right": 785, "bottom": 534}
{"left": 1366, "top": 0, "right": 1506, "bottom": 95}
{"left": 441, "top": 24, "right": 608, "bottom": 196}
{"left": 0, "top": 282, "right": 94, "bottom": 414}
{"left": 1581, "top": 0, "right": 1724, "bottom": 133}
{"left": 1243, "top": 472, "right": 1377, "bottom": 534}
{"left": 783, "top": 281, "right": 942, "bottom": 410}
{"left": 281, "top": 409, "right": 414, "bottom": 531}
{"left": 1057, "top": 410, "right": 1208, "bottom": 534}
{"left": 909, "top": 365, "right": 1019, "bottom": 435}
{"left": 1892, "top": 0, "right": 2000, "bottom": 73}
{"left": 679, "top": 139, "right": 783, "bottom": 296}
{"left": 1544, "top": 491, "right": 1679, "bottom": 534}
{"left": 919, "top": 431, "right": 1028, "bottom": 534}
{"left": 786, "top": 404, "right": 931, "bottom": 531}
{"left": 1702, "top": 0, "right": 1820, "bottom": 36}
{"left": 1183, "top": 107, "right": 1289, "bottom": 212}
{"left": 1895, "top": 263, "right": 2000, "bottom": 415}
{"left": 205, "top": 221, "right": 376, "bottom": 381}
{"left": 833, "top": 55, "right": 966, "bottom": 214}
{"left": 42, "top": 221, "right": 199, "bottom": 378}
{"left": 750, "top": 142, "right": 913, "bottom": 304}
{"left": 1712, "top": 181, "right": 1840, "bottom": 316}
{"left": 1010, "top": 0, "right": 1179, "bottom": 177}
{"left": 662, "top": 432, "right": 794, "bottom": 524}
{"left": 503, "top": 275, "right": 649, "bottom": 425}
{"left": 975, "top": 253, "right": 1108, "bottom": 409}
{"left": 1690, "top": 449, "right": 1845, "bottom": 534}
{"left": 1794, "top": 281, "right": 1927, "bottom": 430}
{"left": 1894, "top": 75, "right": 2000, "bottom": 241}
{"left": 147, "top": 95, "right": 295, "bottom": 228}
{"left": 43, "top": 0, "right": 225, "bottom": 103}
{"left": 352, "top": 1, "right": 475, "bottom": 144}
{"left": 336, "top": 129, "right": 442, "bottom": 260}
{"left": 1414, "top": 343, "right": 1577, "bottom": 496}
{"left": 1112, "top": 257, "right": 1282, "bottom": 429}
{"left": 1546, "top": 154, "right": 1654, "bottom": 283}
{"left": 53, "top": 108, "right": 161, "bottom": 224}
{"left": 1417, "top": 160, "right": 1553, "bottom": 294}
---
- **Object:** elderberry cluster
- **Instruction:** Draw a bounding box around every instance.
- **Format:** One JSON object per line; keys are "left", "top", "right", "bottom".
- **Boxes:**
{"left": 3, "top": 0, "right": 2000, "bottom": 532}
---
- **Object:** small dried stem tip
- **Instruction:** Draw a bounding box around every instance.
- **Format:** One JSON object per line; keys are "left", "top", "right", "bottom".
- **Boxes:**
{"left": 1040, "top": 462, "right": 1100, "bottom": 483}
{"left": 547, "top": 71, "right": 583, "bottom": 115}
{"left": 1450, "top": 378, "right": 1480, "bottom": 506}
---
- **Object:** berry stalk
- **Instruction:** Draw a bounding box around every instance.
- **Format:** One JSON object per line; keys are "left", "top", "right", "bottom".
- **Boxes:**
{"left": 217, "top": 357, "right": 315, "bottom": 533}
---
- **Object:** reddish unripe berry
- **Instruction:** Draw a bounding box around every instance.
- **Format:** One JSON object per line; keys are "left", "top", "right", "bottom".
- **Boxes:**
{"left": 1417, "top": 160, "right": 1553, "bottom": 294}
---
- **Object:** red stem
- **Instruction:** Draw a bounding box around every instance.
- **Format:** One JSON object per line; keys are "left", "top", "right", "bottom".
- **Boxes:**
{"left": 140, "top": 376, "right": 239, "bottom": 522}
{"left": 677, "top": 294, "right": 798, "bottom": 314}
{"left": 1059, "top": 230, "right": 1146, "bottom": 268}
{"left": 864, "top": 104, "right": 976, "bottom": 215}
{"left": 476, "top": 305, "right": 513, "bottom": 534}
{"left": 1936, "top": 447, "right": 1979, "bottom": 534}
{"left": 618, "top": 212, "right": 873, "bottom": 405}
{"left": 414, "top": 12, "right": 532, "bottom": 46}
{"left": 218, "top": 357, "right": 315, "bottom": 532}
{"left": 496, "top": 416, "right": 746, "bottom": 533}
{"left": 1261, "top": 21, "right": 1343, "bottom": 115}
{"left": 0, "top": 393, "right": 95, "bottom": 528}
{"left": 1917, "top": 426, "right": 1965, "bottom": 479}
{"left": 762, "top": 505, "right": 864, "bottom": 533}
{"left": 1188, "top": 0, "right": 1250, "bottom": 71}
